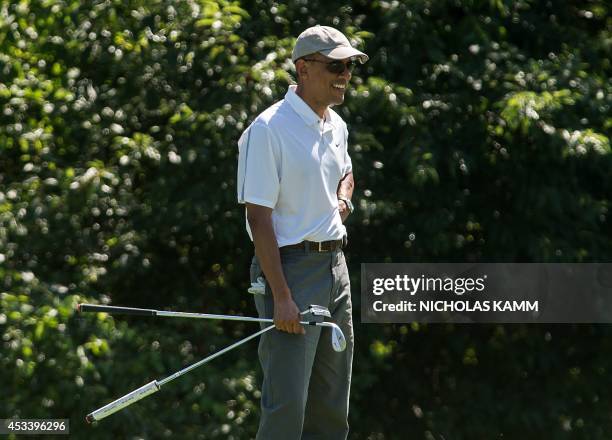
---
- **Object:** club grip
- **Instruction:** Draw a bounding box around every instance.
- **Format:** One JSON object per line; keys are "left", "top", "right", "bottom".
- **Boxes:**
{"left": 78, "top": 304, "right": 156, "bottom": 316}
{"left": 86, "top": 380, "right": 160, "bottom": 423}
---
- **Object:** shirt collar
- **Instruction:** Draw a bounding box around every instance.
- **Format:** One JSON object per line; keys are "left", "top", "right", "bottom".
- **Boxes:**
{"left": 285, "top": 85, "right": 336, "bottom": 131}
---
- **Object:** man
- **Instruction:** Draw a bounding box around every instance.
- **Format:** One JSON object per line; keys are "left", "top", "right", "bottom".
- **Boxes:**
{"left": 237, "top": 25, "right": 368, "bottom": 440}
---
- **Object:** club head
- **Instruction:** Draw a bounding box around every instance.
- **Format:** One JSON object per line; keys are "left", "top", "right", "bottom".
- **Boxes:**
{"left": 329, "top": 323, "right": 347, "bottom": 352}
{"left": 307, "top": 305, "right": 331, "bottom": 318}
{"left": 301, "top": 305, "right": 331, "bottom": 323}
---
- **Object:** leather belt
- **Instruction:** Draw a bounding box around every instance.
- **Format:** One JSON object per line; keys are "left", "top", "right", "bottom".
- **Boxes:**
{"left": 281, "top": 239, "right": 344, "bottom": 253}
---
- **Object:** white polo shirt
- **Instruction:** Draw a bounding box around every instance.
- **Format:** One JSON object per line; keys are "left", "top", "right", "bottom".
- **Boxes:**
{"left": 237, "top": 85, "right": 352, "bottom": 247}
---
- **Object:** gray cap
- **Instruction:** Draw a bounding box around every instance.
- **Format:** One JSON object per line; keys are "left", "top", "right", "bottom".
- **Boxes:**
{"left": 292, "top": 25, "right": 369, "bottom": 64}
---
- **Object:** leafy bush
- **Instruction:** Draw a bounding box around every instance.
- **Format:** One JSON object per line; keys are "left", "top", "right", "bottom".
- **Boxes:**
{"left": 1, "top": 0, "right": 610, "bottom": 438}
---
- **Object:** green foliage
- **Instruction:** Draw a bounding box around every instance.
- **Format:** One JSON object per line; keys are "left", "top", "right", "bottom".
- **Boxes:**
{"left": 1, "top": 0, "right": 611, "bottom": 438}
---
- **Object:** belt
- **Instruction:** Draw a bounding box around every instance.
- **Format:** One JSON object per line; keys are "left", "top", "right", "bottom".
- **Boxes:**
{"left": 281, "top": 239, "right": 344, "bottom": 253}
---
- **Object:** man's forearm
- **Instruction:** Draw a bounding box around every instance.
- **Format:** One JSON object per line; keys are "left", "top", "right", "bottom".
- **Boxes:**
{"left": 246, "top": 203, "right": 303, "bottom": 334}
{"left": 337, "top": 172, "right": 354, "bottom": 222}
{"left": 337, "top": 171, "right": 354, "bottom": 200}
{"left": 249, "top": 217, "right": 291, "bottom": 301}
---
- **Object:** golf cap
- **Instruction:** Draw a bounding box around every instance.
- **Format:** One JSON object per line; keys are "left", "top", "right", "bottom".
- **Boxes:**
{"left": 292, "top": 25, "right": 369, "bottom": 64}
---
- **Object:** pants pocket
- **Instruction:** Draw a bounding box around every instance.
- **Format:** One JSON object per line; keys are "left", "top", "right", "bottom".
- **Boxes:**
{"left": 250, "top": 256, "right": 261, "bottom": 283}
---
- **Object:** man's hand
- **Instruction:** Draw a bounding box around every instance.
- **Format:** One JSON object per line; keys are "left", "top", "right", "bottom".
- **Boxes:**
{"left": 247, "top": 203, "right": 304, "bottom": 334}
{"left": 273, "top": 296, "right": 305, "bottom": 334}
{"left": 338, "top": 199, "right": 350, "bottom": 223}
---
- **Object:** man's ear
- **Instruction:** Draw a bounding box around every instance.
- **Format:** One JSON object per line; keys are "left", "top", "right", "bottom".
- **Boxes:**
{"left": 295, "top": 59, "right": 308, "bottom": 80}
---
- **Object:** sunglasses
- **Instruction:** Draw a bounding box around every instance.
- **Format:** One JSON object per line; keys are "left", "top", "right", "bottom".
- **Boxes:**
{"left": 302, "top": 58, "right": 357, "bottom": 74}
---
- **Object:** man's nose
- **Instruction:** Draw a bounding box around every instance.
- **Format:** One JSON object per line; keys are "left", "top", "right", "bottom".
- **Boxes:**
{"left": 339, "top": 68, "right": 351, "bottom": 80}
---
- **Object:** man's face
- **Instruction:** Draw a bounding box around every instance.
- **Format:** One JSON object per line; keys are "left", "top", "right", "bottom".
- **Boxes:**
{"left": 298, "top": 53, "right": 353, "bottom": 108}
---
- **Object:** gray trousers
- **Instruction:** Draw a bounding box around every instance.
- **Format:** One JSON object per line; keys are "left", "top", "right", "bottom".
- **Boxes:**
{"left": 250, "top": 247, "right": 353, "bottom": 440}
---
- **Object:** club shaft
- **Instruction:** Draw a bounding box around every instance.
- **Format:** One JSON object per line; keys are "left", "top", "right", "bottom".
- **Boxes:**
{"left": 158, "top": 325, "right": 275, "bottom": 386}
{"left": 78, "top": 303, "right": 329, "bottom": 327}
{"left": 155, "top": 311, "right": 326, "bottom": 328}
{"left": 78, "top": 303, "right": 156, "bottom": 316}
{"left": 150, "top": 311, "right": 327, "bottom": 328}
{"left": 86, "top": 325, "right": 275, "bottom": 422}
{"left": 157, "top": 310, "right": 272, "bottom": 323}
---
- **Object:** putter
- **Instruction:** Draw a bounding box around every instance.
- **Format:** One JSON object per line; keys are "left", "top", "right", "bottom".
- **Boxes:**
{"left": 78, "top": 303, "right": 346, "bottom": 422}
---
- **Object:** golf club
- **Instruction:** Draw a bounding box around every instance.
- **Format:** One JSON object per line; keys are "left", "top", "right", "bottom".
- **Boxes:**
{"left": 84, "top": 324, "right": 275, "bottom": 423}
{"left": 77, "top": 303, "right": 346, "bottom": 351}
{"left": 78, "top": 303, "right": 346, "bottom": 422}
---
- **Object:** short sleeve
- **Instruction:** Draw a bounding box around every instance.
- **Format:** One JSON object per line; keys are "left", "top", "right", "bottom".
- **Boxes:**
{"left": 343, "top": 125, "right": 353, "bottom": 176}
{"left": 237, "top": 122, "right": 280, "bottom": 208}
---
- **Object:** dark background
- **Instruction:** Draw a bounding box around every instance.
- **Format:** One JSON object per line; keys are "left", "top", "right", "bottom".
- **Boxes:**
{"left": 1, "top": 0, "right": 611, "bottom": 438}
